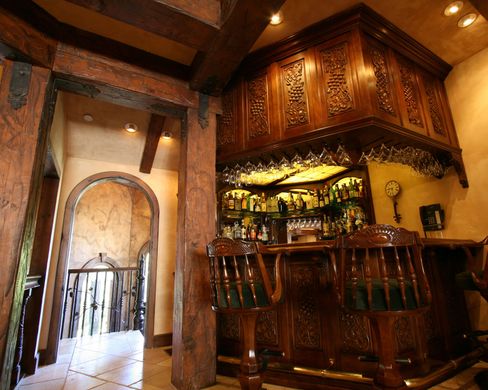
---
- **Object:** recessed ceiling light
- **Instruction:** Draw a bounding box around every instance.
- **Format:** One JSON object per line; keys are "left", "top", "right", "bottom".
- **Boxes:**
{"left": 124, "top": 123, "right": 138, "bottom": 133}
{"left": 444, "top": 1, "right": 463, "bottom": 16}
{"left": 83, "top": 113, "right": 93, "bottom": 122}
{"left": 270, "top": 11, "right": 283, "bottom": 25}
{"left": 458, "top": 13, "right": 477, "bottom": 28}
{"left": 161, "top": 131, "right": 172, "bottom": 140}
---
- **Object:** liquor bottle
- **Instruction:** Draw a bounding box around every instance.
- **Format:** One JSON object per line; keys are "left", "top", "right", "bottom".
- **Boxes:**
{"left": 222, "top": 193, "right": 228, "bottom": 210}
{"left": 312, "top": 190, "right": 319, "bottom": 208}
{"left": 254, "top": 198, "right": 261, "bottom": 212}
{"left": 296, "top": 193, "right": 304, "bottom": 210}
{"left": 358, "top": 181, "right": 364, "bottom": 198}
{"left": 257, "top": 226, "right": 263, "bottom": 241}
{"left": 228, "top": 192, "right": 235, "bottom": 210}
{"left": 329, "top": 186, "right": 335, "bottom": 204}
{"left": 235, "top": 193, "right": 242, "bottom": 211}
{"left": 242, "top": 194, "right": 248, "bottom": 210}
{"left": 305, "top": 191, "right": 313, "bottom": 209}
{"left": 348, "top": 179, "right": 355, "bottom": 198}
{"left": 342, "top": 184, "right": 349, "bottom": 201}
{"left": 323, "top": 185, "right": 330, "bottom": 206}
{"left": 266, "top": 195, "right": 273, "bottom": 212}
{"left": 335, "top": 185, "right": 342, "bottom": 203}
{"left": 261, "top": 193, "right": 267, "bottom": 212}
{"left": 262, "top": 225, "right": 269, "bottom": 242}
{"left": 287, "top": 194, "right": 295, "bottom": 211}
{"left": 241, "top": 221, "right": 247, "bottom": 239}
{"left": 322, "top": 217, "right": 330, "bottom": 237}
{"left": 249, "top": 195, "right": 254, "bottom": 211}
{"left": 234, "top": 222, "right": 242, "bottom": 239}
{"left": 319, "top": 190, "right": 325, "bottom": 208}
{"left": 250, "top": 225, "right": 257, "bottom": 240}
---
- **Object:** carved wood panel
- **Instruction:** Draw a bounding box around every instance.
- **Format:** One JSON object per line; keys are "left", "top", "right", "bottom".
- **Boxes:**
{"left": 369, "top": 45, "right": 396, "bottom": 117}
{"left": 395, "top": 316, "right": 415, "bottom": 352}
{"left": 219, "top": 313, "right": 240, "bottom": 341}
{"left": 246, "top": 73, "right": 270, "bottom": 139}
{"left": 340, "top": 309, "right": 372, "bottom": 354}
{"left": 290, "top": 264, "right": 322, "bottom": 350}
{"left": 217, "top": 88, "right": 236, "bottom": 147}
{"left": 256, "top": 310, "right": 279, "bottom": 346}
{"left": 320, "top": 43, "right": 353, "bottom": 117}
{"left": 281, "top": 58, "right": 310, "bottom": 129}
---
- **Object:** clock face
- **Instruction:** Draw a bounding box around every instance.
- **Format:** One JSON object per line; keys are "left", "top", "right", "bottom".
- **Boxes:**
{"left": 385, "top": 180, "right": 400, "bottom": 198}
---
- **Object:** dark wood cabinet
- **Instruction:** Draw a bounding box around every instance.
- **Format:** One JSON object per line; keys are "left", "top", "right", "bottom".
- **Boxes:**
{"left": 216, "top": 5, "right": 468, "bottom": 187}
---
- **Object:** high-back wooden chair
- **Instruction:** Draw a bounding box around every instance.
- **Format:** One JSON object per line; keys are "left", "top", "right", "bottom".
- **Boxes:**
{"left": 332, "top": 224, "right": 431, "bottom": 389}
{"left": 206, "top": 238, "right": 283, "bottom": 390}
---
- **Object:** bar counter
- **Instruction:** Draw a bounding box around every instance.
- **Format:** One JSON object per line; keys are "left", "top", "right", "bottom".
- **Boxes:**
{"left": 216, "top": 238, "right": 484, "bottom": 389}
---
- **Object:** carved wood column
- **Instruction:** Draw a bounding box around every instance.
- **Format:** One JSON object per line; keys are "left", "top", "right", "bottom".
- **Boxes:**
{"left": 172, "top": 106, "right": 217, "bottom": 389}
{"left": 0, "top": 60, "right": 53, "bottom": 389}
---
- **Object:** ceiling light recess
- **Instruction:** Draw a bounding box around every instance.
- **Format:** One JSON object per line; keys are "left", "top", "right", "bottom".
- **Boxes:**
{"left": 162, "top": 131, "right": 172, "bottom": 140}
{"left": 444, "top": 1, "right": 463, "bottom": 16}
{"left": 458, "top": 13, "right": 477, "bottom": 28}
{"left": 82, "top": 113, "right": 93, "bottom": 122}
{"left": 270, "top": 11, "right": 283, "bottom": 25}
{"left": 124, "top": 123, "right": 138, "bottom": 133}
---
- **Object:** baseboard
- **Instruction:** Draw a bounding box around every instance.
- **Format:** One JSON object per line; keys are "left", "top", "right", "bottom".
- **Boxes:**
{"left": 38, "top": 349, "right": 46, "bottom": 366}
{"left": 153, "top": 333, "right": 172, "bottom": 348}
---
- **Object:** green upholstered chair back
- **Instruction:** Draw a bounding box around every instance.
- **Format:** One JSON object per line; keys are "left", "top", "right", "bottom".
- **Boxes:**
{"left": 333, "top": 224, "right": 432, "bottom": 312}
{"left": 206, "top": 238, "right": 282, "bottom": 312}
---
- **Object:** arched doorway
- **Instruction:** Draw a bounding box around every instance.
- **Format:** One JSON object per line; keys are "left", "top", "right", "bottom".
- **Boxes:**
{"left": 45, "top": 172, "right": 160, "bottom": 363}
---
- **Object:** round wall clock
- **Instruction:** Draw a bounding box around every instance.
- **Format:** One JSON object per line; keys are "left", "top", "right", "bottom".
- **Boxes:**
{"left": 385, "top": 180, "right": 401, "bottom": 198}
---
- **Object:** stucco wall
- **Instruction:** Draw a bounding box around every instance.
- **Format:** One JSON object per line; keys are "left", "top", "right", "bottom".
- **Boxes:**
{"left": 40, "top": 157, "right": 178, "bottom": 348}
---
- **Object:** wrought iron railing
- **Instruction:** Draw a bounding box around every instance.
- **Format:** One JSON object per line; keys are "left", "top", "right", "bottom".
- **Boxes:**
{"left": 60, "top": 264, "right": 145, "bottom": 338}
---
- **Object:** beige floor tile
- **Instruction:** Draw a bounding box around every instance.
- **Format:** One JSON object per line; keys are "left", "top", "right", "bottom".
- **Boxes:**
{"left": 69, "top": 349, "right": 107, "bottom": 366}
{"left": 19, "top": 364, "right": 70, "bottom": 385}
{"left": 18, "top": 379, "right": 65, "bottom": 390}
{"left": 96, "top": 361, "right": 166, "bottom": 387}
{"left": 70, "top": 355, "right": 136, "bottom": 376}
{"left": 135, "top": 367, "right": 172, "bottom": 388}
{"left": 91, "top": 383, "right": 133, "bottom": 390}
{"left": 129, "top": 348, "right": 171, "bottom": 364}
{"left": 63, "top": 372, "right": 105, "bottom": 389}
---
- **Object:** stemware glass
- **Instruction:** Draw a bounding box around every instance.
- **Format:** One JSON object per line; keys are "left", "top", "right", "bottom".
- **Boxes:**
{"left": 336, "top": 144, "right": 353, "bottom": 167}
{"left": 319, "top": 147, "right": 337, "bottom": 166}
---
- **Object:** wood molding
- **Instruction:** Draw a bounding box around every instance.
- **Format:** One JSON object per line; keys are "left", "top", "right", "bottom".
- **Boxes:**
{"left": 65, "top": 0, "right": 219, "bottom": 51}
{"left": 190, "top": 0, "right": 286, "bottom": 96}
{"left": 44, "top": 172, "right": 161, "bottom": 363}
{"left": 153, "top": 333, "right": 173, "bottom": 348}
{"left": 470, "top": 0, "right": 488, "bottom": 22}
{"left": 140, "top": 114, "right": 166, "bottom": 174}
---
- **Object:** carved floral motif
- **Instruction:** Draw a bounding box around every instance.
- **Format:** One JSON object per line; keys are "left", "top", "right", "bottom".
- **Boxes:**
{"left": 293, "top": 266, "right": 321, "bottom": 349}
{"left": 340, "top": 310, "right": 371, "bottom": 353}
{"left": 217, "top": 89, "right": 235, "bottom": 146}
{"left": 395, "top": 316, "right": 415, "bottom": 352}
{"left": 424, "top": 77, "right": 446, "bottom": 136}
{"left": 370, "top": 46, "right": 395, "bottom": 115}
{"left": 398, "top": 57, "right": 423, "bottom": 127}
{"left": 321, "top": 44, "right": 353, "bottom": 116}
{"left": 282, "top": 59, "right": 309, "bottom": 128}
{"left": 257, "top": 310, "right": 279, "bottom": 345}
{"left": 219, "top": 313, "right": 239, "bottom": 340}
{"left": 247, "top": 75, "right": 270, "bottom": 138}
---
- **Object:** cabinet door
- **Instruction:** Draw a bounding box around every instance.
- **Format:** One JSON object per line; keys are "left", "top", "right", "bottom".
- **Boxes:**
{"left": 277, "top": 49, "right": 319, "bottom": 139}
{"left": 217, "top": 83, "right": 243, "bottom": 160}
{"left": 418, "top": 72, "right": 455, "bottom": 146}
{"left": 244, "top": 67, "right": 280, "bottom": 149}
{"left": 390, "top": 51, "right": 428, "bottom": 136}
{"left": 363, "top": 37, "right": 401, "bottom": 126}
{"left": 314, "top": 32, "right": 365, "bottom": 128}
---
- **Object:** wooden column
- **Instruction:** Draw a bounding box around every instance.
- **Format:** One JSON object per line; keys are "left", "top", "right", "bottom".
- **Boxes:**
{"left": 172, "top": 107, "right": 217, "bottom": 389}
{"left": 0, "top": 60, "right": 53, "bottom": 389}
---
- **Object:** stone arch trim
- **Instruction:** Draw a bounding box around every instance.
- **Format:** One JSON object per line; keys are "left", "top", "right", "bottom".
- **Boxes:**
{"left": 45, "top": 171, "right": 160, "bottom": 363}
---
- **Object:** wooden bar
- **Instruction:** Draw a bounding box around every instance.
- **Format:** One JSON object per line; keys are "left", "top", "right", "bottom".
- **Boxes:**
{"left": 216, "top": 239, "right": 483, "bottom": 389}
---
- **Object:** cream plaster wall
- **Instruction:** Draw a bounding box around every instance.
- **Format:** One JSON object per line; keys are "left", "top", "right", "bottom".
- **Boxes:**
{"left": 40, "top": 157, "right": 178, "bottom": 348}
{"left": 129, "top": 190, "right": 151, "bottom": 266}
{"left": 49, "top": 92, "right": 66, "bottom": 175}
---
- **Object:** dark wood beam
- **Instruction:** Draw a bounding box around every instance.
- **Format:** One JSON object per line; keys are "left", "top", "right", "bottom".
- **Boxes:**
{"left": 190, "top": 0, "right": 286, "bottom": 96}
{"left": 0, "top": 6, "right": 56, "bottom": 67}
{"left": 65, "top": 0, "right": 219, "bottom": 51}
{"left": 470, "top": 0, "right": 488, "bottom": 22}
{"left": 140, "top": 114, "right": 166, "bottom": 173}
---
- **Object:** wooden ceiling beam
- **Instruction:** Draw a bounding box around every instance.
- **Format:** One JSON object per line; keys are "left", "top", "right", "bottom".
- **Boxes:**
{"left": 140, "top": 114, "right": 166, "bottom": 173}
{"left": 470, "top": 0, "right": 488, "bottom": 23}
{"left": 65, "top": 0, "right": 220, "bottom": 51}
{"left": 190, "top": 0, "right": 285, "bottom": 96}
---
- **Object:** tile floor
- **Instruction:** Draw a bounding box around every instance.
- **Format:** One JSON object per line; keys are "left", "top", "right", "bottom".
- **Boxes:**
{"left": 15, "top": 331, "right": 488, "bottom": 389}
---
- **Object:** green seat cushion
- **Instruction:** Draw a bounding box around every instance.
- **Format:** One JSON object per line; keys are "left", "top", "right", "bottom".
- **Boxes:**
{"left": 455, "top": 271, "right": 484, "bottom": 291}
{"left": 215, "top": 282, "right": 269, "bottom": 309}
{"left": 345, "top": 279, "right": 422, "bottom": 311}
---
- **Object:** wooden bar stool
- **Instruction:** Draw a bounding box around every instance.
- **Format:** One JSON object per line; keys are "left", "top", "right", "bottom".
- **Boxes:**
{"left": 331, "top": 225, "right": 432, "bottom": 389}
{"left": 206, "top": 238, "right": 283, "bottom": 390}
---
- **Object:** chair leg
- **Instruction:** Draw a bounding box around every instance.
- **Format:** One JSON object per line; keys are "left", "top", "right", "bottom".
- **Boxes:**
{"left": 369, "top": 315, "right": 406, "bottom": 389}
{"left": 238, "top": 312, "right": 263, "bottom": 390}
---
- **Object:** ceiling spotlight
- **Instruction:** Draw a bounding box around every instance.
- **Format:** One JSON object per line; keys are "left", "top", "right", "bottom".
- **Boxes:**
{"left": 458, "top": 13, "right": 477, "bottom": 27}
{"left": 124, "top": 123, "right": 138, "bottom": 133}
{"left": 270, "top": 11, "right": 283, "bottom": 25}
{"left": 82, "top": 113, "right": 93, "bottom": 122}
{"left": 161, "top": 131, "right": 172, "bottom": 140}
{"left": 444, "top": 1, "right": 463, "bottom": 16}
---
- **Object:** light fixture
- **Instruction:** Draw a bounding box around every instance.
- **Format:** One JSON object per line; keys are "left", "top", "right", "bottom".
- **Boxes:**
{"left": 270, "top": 11, "right": 283, "bottom": 26}
{"left": 444, "top": 1, "right": 463, "bottom": 16}
{"left": 457, "top": 13, "right": 477, "bottom": 27}
{"left": 82, "top": 113, "right": 93, "bottom": 122}
{"left": 161, "top": 131, "right": 172, "bottom": 140}
{"left": 124, "top": 123, "right": 138, "bottom": 133}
